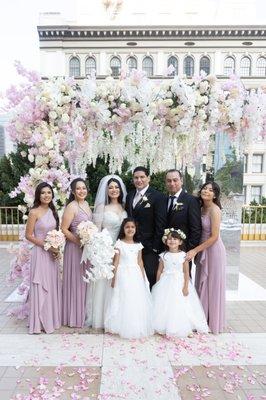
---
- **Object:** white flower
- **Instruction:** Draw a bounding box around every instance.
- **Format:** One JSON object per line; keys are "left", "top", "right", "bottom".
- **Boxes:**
{"left": 44, "top": 139, "right": 54, "bottom": 149}
{"left": 28, "top": 154, "right": 34, "bottom": 163}
{"left": 61, "top": 113, "right": 70, "bottom": 123}
{"left": 18, "top": 205, "right": 27, "bottom": 214}
{"left": 49, "top": 111, "right": 57, "bottom": 120}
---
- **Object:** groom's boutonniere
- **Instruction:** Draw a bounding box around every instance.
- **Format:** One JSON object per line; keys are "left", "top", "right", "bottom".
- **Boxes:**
{"left": 173, "top": 202, "right": 184, "bottom": 211}
{"left": 141, "top": 195, "right": 151, "bottom": 207}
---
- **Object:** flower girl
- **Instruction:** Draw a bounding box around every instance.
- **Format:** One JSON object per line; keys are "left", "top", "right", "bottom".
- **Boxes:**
{"left": 152, "top": 228, "right": 209, "bottom": 337}
{"left": 105, "top": 218, "right": 153, "bottom": 339}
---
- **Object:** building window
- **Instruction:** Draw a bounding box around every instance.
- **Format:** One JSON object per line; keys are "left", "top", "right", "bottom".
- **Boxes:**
{"left": 252, "top": 154, "right": 263, "bottom": 173}
{"left": 85, "top": 57, "right": 96, "bottom": 76}
{"left": 184, "top": 56, "right": 194, "bottom": 77}
{"left": 127, "top": 57, "right": 137, "bottom": 72}
{"left": 142, "top": 56, "right": 153, "bottom": 77}
{"left": 167, "top": 56, "right": 178, "bottom": 76}
{"left": 251, "top": 186, "right": 262, "bottom": 203}
{"left": 200, "top": 56, "right": 210, "bottom": 74}
{"left": 224, "top": 56, "right": 235, "bottom": 76}
{"left": 244, "top": 154, "right": 248, "bottom": 173}
{"left": 240, "top": 57, "right": 251, "bottom": 77}
{"left": 256, "top": 57, "right": 266, "bottom": 76}
{"left": 243, "top": 186, "right": 247, "bottom": 203}
{"left": 69, "top": 57, "right": 80, "bottom": 77}
{"left": 110, "top": 56, "right": 121, "bottom": 77}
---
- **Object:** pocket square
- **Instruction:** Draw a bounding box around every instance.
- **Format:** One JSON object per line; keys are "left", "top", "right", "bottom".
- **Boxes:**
{"left": 144, "top": 203, "right": 151, "bottom": 208}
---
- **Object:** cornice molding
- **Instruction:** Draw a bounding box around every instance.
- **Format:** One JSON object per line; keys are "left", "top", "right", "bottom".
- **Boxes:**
{"left": 37, "top": 25, "right": 266, "bottom": 41}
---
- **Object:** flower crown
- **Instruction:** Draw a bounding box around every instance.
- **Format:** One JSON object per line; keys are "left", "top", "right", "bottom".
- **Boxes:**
{"left": 162, "top": 228, "right": 186, "bottom": 243}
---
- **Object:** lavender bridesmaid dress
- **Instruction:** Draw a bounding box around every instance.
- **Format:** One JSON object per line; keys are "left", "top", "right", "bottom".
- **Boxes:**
{"left": 62, "top": 209, "right": 92, "bottom": 328}
{"left": 29, "top": 209, "right": 62, "bottom": 334}
{"left": 195, "top": 213, "right": 226, "bottom": 334}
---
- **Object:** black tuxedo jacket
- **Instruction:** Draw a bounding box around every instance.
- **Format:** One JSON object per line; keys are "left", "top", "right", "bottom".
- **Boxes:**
{"left": 167, "top": 190, "right": 202, "bottom": 251}
{"left": 125, "top": 187, "right": 167, "bottom": 253}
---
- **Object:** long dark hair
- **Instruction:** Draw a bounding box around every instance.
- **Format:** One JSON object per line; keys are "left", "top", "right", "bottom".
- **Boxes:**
{"left": 32, "top": 182, "right": 59, "bottom": 229}
{"left": 199, "top": 181, "right": 222, "bottom": 209}
{"left": 117, "top": 217, "right": 140, "bottom": 243}
{"left": 67, "top": 178, "right": 88, "bottom": 205}
{"left": 107, "top": 178, "right": 123, "bottom": 204}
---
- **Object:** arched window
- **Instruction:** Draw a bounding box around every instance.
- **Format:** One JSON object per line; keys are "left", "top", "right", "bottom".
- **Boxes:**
{"left": 85, "top": 57, "right": 96, "bottom": 76}
{"left": 256, "top": 57, "right": 266, "bottom": 77}
{"left": 183, "top": 56, "right": 194, "bottom": 77}
{"left": 200, "top": 56, "right": 210, "bottom": 74}
{"left": 167, "top": 56, "right": 178, "bottom": 76}
{"left": 142, "top": 56, "right": 153, "bottom": 77}
{"left": 224, "top": 56, "right": 235, "bottom": 76}
{"left": 110, "top": 56, "right": 121, "bottom": 77}
{"left": 127, "top": 57, "right": 137, "bottom": 72}
{"left": 240, "top": 57, "right": 251, "bottom": 77}
{"left": 69, "top": 57, "right": 80, "bottom": 77}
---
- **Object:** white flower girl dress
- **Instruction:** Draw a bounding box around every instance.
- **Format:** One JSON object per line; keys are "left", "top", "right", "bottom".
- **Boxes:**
{"left": 152, "top": 251, "right": 209, "bottom": 337}
{"left": 105, "top": 239, "right": 153, "bottom": 339}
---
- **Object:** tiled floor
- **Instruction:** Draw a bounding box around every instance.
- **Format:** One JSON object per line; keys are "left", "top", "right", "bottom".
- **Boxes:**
{"left": 0, "top": 245, "right": 265, "bottom": 399}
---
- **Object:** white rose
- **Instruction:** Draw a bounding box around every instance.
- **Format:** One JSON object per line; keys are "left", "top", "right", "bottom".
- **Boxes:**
{"left": 164, "top": 126, "right": 172, "bottom": 134}
{"left": 28, "top": 154, "right": 34, "bottom": 163}
{"left": 44, "top": 139, "right": 54, "bottom": 149}
{"left": 61, "top": 113, "right": 70, "bottom": 123}
{"left": 199, "top": 81, "right": 209, "bottom": 94}
{"left": 108, "top": 95, "right": 114, "bottom": 102}
{"left": 62, "top": 95, "right": 71, "bottom": 104}
{"left": 164, "top": 99, "right": 173, "bottom": 107}
{"left": 202, "top": 96, "right": 209, "bottom": 105}
{"left": 20, "top": 151, "right": 27, "bottom": 158}
{"left": 49, "top": 111, "right": 57, "bottom": 120}
{"left": 120, "top": 103, "right": 126, "bottom": 109}
{"left": 61, "top": 85, "right": 66, "bottom": 92}
{"left": 153, "top": 119, "right": 161, "bottom": 126}
{"left": 198, "top": 109, "right": 207, "bottom": 120}
{"left": 166, "top": 91, "right": 172, "bottom": 98}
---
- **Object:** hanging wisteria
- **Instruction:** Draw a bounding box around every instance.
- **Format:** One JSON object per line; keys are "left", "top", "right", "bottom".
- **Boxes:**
{"left": 4, "top": 62, "right": 266, "bottom": 209}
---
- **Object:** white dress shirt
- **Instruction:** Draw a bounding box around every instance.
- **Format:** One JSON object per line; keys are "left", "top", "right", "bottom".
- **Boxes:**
{"left": 133, "top": 185, "right": 149, "bottom": 208}
{"left": 168, "top": 188, "right": 182, "bottom": 210}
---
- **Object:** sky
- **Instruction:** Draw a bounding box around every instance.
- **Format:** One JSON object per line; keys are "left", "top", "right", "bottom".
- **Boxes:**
{"left": 0, "top": 0, "right": 266, "bottom": 93}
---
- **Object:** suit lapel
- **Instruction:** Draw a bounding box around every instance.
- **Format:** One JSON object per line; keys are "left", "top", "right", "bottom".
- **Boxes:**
{"left": 168, "top": 190, "right": 186, "bottom": 219}
{"left": 134, "top": 187, "right": 152, "bottom": 214}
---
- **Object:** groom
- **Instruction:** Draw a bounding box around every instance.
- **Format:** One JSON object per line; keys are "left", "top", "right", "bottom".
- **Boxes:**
{"left": 126, "top": 166, "right": 167, "bottom": 289}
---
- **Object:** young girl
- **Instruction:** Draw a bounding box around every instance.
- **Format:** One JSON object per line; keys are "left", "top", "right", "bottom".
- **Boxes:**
{"left": 104, "top": 218, "right": 153, "bottom": 339}
{"left": 152, "top": 228, "right": 208, "bottom": 337}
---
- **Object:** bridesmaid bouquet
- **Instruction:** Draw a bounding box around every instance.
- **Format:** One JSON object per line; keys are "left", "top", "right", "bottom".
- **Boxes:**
{"left": 76, "top": 221, "right": 99, "bottom": 246}
{"left": 44, "top": 229, "right": 65, "bottom": 261}
{"left": 83, "top": 229, "right": 115, "bottom": 281}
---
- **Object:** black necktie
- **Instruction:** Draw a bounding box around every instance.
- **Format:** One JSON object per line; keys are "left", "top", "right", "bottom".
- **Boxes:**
{"left": 168, "top": 195, "right": 175, "bottom": 215}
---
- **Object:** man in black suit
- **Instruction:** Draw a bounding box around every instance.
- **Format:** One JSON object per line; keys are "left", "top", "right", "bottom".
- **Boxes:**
{"left": 126, "top": 166, "right": 167, "bottom": 289}
{"left": 165, "top": 169, "right": 202, "bottom": 258}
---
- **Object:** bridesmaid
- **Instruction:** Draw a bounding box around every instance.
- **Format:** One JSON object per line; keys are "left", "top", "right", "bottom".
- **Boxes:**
{"left": 61, "top": 178, "right": 92, "bottom": 328}
{"left": 185, "top": 181, "right": 226, "bottom": 334}
{"left": 26, "top": 182, "right": 62, "bottom": 334}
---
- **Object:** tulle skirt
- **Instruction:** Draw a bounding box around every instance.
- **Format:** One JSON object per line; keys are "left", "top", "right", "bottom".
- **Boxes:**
{"left": 105, "top": 263, "right": 154, "bottom": 339}
{"left": 152, "top": 272, "right": 209, "bottom": 337}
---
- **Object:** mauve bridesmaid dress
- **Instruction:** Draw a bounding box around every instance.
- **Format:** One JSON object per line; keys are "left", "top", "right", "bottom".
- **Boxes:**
{"left": 29, "top": 209, "right": 62, "bottom": 334}
{"left": 62, "top": 209, "right": 92, "bottom": 328}
{"left": 195, "top": 213, "right": 226, "bottom": 334}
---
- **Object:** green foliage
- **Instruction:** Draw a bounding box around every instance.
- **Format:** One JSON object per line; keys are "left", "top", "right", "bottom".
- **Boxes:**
{"left": 214, "top": 152, "right": 243, "bottom": 195}
{"left": 0, "top": 145, "right": 33, "bottom": 206}
{"left": 242, "top": 197, "right": 266, "bottom": 223}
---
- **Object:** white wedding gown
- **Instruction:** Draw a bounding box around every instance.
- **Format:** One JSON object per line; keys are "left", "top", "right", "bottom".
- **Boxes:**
{"left": 85, "top": 209, "right": 127, "bottom": 329}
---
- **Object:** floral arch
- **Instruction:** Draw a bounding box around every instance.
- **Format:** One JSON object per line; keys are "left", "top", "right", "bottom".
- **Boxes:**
{"left": 4, "top": 62, "right": 266, "bottom": 208}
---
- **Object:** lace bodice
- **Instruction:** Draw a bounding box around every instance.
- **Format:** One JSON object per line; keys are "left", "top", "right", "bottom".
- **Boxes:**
{"left": 115, "top": 240, "right": 143, "bottom": 265}
{"left": 94, "top": 209, "right": 127, "bottom": 243}
{"left": 160, "top": 251, "right": 186, "bottom": 275}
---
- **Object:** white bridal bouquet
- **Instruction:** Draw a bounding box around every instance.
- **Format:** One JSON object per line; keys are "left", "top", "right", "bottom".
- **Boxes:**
{"left": 43, "top": 229, "right": 65, "bottom": 260}
{"left": 76, "top": 220, "right": 99, "bottom": 246}
{"left": 82, "top": 229, "right": 116, "bottom": 282}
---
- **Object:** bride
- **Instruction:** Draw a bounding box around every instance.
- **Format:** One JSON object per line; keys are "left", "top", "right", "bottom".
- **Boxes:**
{"left": 86, "top": 175, "right": 127, "bottom": 329}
